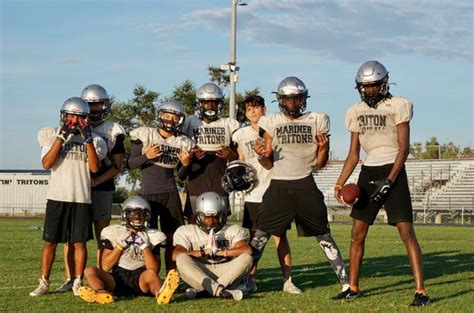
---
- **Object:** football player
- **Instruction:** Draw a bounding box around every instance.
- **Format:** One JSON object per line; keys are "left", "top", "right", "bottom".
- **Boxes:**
{"left": 128, "top": 100, "right": 194, "bottom": 272}
{"left": 173, "top": 192, "right": 252, "bottom": 301}
{"left": 30, "top": 97, "right": 107, "bottom": 297}
{"left": 56, "top": 84, "right": 126, "bottom": 294}
{"left": 231, "top": 95, "right": 301, "bottom": 294}
{"left": 333, "top": 60, "right": 431, "bottom": 306}
{"left": 250, "top": 77, "right": 350, "bottom": 295}
{"left": 78, "top": 196, "right": 179, "bottom": 304}
{"left": 179, "top": 82, "right": 239, "bottom": 216}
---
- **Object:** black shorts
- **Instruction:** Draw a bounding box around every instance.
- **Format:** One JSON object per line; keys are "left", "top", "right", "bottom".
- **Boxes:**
{"left": 111, "top": 267, "right": 150, "bottom": 296}
{"left": 243, "top": 201, "right": 291, "bottom": 233}
{"left": 351, "top": 164, "right": 413, "bottom": 225}
{"left": 43, "top": 200, "right": 93, "bottom": 243}
{"left": 142, "top": 192, "right": 184, "bottom": 234}
{"left": 257, "top": 175, "right": 329, "bottom": 237}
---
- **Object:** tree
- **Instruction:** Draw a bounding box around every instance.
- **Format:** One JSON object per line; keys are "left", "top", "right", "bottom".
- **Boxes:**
{"left": 169, "top": 80, "right": 196, "bottom": 115}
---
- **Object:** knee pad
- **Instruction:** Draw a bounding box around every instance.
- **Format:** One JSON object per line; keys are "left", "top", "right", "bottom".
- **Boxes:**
{"left": 250, "top": 230, "right": 270, "bottom": 263}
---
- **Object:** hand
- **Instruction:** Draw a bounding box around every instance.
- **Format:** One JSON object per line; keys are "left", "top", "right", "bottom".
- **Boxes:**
{"left": 333, "top": 184, "right": 351, "bottom": 206}
{"left": 117, "top": 230, "right": 133, "bottom": 250}
{"left": 78, "top": 117, "right": 93, "bottom": 144}
{"left": 192, "top": 147, "right": 206, "bottom": 160}
{"left": 200, "top": 246, "right": 217, "bottom": 260}
{"left": 178, "top": 149, "right": 192, "bottom": 166}
{"left": 369, "top": 178, "right": 394, "bottom": 202}
{"left": 314, "top": 133, "right": 330, "bottom": 151}
{"left": 91, "top": 177, "right": 100, "bottom": 187}
{"left": 135, "top": 231, "right": 151, "bottom": 251}
{"left": 216, "top": 147, "right": 235, "bottom": 161}
{"left": 57, "top": 121, "right": 75, "bottom": 143}
{"left": 254, "top": 138, "right": 272, "bottom": 159}
{"left": 145, "top": 144, "right": 162, "bottom": 159}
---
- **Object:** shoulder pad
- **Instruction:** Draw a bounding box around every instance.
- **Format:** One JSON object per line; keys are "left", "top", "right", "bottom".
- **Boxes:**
{"left": 146, "top": 228, "right": 167, "bottom": 246}
{"left": 100, "top": 224, "right": 127, "bottom": 242}
{"left": 130, "top": 127, "right": 153, "bottom": 143}
{"left": 38, "top": 127, "right": 57, "bottom": 147}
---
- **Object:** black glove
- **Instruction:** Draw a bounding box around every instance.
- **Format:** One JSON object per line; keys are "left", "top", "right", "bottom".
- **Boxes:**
{"left": 57, "top": 122, "right": 75, "bottom": 143}
{"left": 369, "top": 178, "right": 394, "bottom": 202}
{"left": 78, "top": 118, "right": 93, "bottom": 144}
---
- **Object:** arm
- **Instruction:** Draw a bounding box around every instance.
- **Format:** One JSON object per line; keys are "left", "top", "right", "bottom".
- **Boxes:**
{"left": 86, "top": 142, "right": 101, "bottom": 173}
{"left": 41, "top": 140, "right": 63, "bottom": 170}
{"left": 100, "top": 246, "right": 123, "bottom": 272}
{"left": 387, "top": 122, "right": 410, "bottom": 181}
{"left": 313, "top": 133, "right": 330, "bottom": 169}
{"left": 334, "top": 132, "right": 361, "bottom": 202}
{"left": 142, "top": 247, "right": 160, "bottom": 272}
{"left": 216, "top": 146, "right": 238, "bottom": 161}
{"left": 172, "top": 244, "right": 203, "bottom": 261}
{"left": 254, "top": 131, "right": 273, "bottom": 170}
{"left": 91, "top": 153, "right": 124, "bottom": 186}
{"left": 177, "top": 149, "right": 192, "bottom": 181}
{"left": 215, "top": 239, "right": 252, "bottom": 259}
{"left": 127, "top": 141, "right": 161, "bottom": 169}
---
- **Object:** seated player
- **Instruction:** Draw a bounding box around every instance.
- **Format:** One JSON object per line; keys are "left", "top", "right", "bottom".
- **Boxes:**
{"left": 173, "top": 192, "right": 253, "bottom": 301}
{"left": 78, "top": 196, "right": 179, "bottom": 305}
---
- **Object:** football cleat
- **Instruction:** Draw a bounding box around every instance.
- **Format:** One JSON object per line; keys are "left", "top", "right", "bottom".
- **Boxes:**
{"left": 156, "top": 269, "right": 179, "bottom": 304}
{"left": 185, "top": 288, "right": 210, "bottom": 299}
{"left": 72, "top": 277, "right": 83, "bottom": 296}
{"left": 55, "top": 279, "right": 73, "bottom": 292}
{"left": 29, "top": 277, "right": 49, "bottom": 297}
{"left": 78, "top": 286, "right": 114, "bottom": 304}
{"left": 332, "top": 287, "right": 361, "bottom": 300}
{"left": 218, "top": 288, "right": 243, "bottom": 301}
{"left": 409, "top": 292, "right": 431, "bottom": 307}
{"left": 283, "top": 277, "right": 302, "bottom": 294}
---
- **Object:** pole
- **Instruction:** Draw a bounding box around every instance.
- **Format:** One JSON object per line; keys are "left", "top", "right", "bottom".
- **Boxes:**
{"left": 229, "top": 0, "right": 238, "bottom": 119}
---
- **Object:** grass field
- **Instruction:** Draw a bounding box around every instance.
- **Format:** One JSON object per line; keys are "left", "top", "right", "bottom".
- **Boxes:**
{"left": 0, "top": 219, "right": 473, "bottom": 312}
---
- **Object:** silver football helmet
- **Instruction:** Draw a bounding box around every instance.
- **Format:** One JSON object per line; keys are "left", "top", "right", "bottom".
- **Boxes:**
{"left": 221, "top": 160, "right": 257, "bottom": 193}
{"left": 274, "top": 76, "right": 308, "bottom": 117}
{"left": 60, "top": 97, "right": 90, "bottom": 126}
{"left": 157, "top": 100, "right": 186, "bottom": 133}
{"left": 196, "top": 82, "right": 224, "bottom": 121}
{"left": 81, "top": 84, "right": 111, "bottom": 121}
{"left": 195, "top": 192, "right": 227, "bottom": 233}
{"left": 355, "top": 60, "right": 390, "bottom": 108}
{"left": 121, "top": 196, "right": 151, "bottom": 231}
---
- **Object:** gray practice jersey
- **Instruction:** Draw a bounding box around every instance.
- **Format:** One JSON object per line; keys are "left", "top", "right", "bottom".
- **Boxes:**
{"left": 173, "top": 224, "right": 249, "bottom": 264}
{"left": 92, "top": 120, "right": 126, "bottom": 166}
{"left": 101, "top": 224, "right": 166, "bottom": 271}
{"left": 130, "top": 127, "right": 195, "bottom": 169}
{"left": 182, "top": 115, "right": 239, "bottom": 151}
{"left": 232, "top": 126, "right": 271, "bottom": 203}
{"left": 258, "top": 112, "right": 329, "bottom": 180}
{"left": 345, "top": 96, "right": 413, "bottom": 166}
{"left": 38, "top": 127, "right": 107, "bottom": 203}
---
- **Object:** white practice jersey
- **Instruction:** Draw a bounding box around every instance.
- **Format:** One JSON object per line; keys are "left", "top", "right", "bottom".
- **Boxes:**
{"left": 232, "top": 126, "right": 271, "bottom": 203}
{"left": 173, "top": 224, "right": 249, "bottom": 264}
{"left": 92, "top": 120, "right": 125, "bottom": 165}
{"left": 258, "top": 112, "right": 329, "bottom": 180}
{"left": 38, "top": 127, "right": 107, "bottom": 203}
{"left": 345, "top": 96, "right": 413, "bottom": 166}
{"left": 130, "top": 127, "right": 195, "bottom": 169}
{"left": 101, "top": 224, "right": 166, "bottom": 271}
{"left": 182, "top": 115, "right": 239, "bottom": 151}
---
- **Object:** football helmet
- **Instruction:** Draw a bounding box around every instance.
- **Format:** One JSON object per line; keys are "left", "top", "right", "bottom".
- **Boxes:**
{"left": 355, "top": 60, "right": 390, "bottom": 108}
{"left": 275, "top": 76, "right": 308, "bottom": 117}
{"left": 221, "top": 160, "right": 257, "bottom": 193}
{"left": 157, "top": 100, "right": 186, "bottom": 133}
{"left": 60, "top": 97, "right": 90, "bottom": 126}
{"left": 81, "top": 84, "right": 111, "bottom": 121}
{"left": 195, "top": 192, "right": 227, "bottom": 233}
{"left": 196, "top": 82, "right": 224, "bottom": 121}
{"left": 121, "top": 196, "right": 151, "bottom": 231}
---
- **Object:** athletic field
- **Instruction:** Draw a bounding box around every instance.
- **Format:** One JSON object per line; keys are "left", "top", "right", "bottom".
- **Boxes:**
{"left": 1, "top": 219, "right": 472, "bottom": 312}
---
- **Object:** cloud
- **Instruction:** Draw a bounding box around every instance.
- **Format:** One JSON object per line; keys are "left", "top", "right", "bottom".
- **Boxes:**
{"left": 156, "top": 0, "right": 473, "bottom": 62}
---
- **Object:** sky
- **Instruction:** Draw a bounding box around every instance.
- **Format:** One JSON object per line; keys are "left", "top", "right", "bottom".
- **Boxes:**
{"left": 1, "top": 0, "right": 473, "bottom": 169}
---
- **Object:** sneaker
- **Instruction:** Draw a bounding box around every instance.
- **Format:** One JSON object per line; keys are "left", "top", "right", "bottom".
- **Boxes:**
{"left": 332, "top": 287, "right": 361, "bottom": 300}
{"left": 29, "top": 277, "right": 49, "bottom": 297}
{"left": 72, "top": 277, "right": 83, "bottom": 296}
{"left": 185, "top": 288, "right": 210, "bottom": 299}
{"left": 410, "top": 292, "right": 431, "bottom": 307}
{"left": 283, "top": 277, "right": 302, "bottom": 294}
{"left": 246, "top": 276, "right": 257, "bottom": 293}
{"left": 55, "top": 279, "right": 73, "bottom": 292}
{"left": 218, "top": 288, "right": 243, "bottom": 301}
{"left": 156, "top": 269, "right": 180, "bottom": 305}
{"left": 78, "top": 286, "right": 114, "bottom": 304}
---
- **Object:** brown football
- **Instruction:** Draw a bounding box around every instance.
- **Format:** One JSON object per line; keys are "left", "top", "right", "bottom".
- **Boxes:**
{"left": 340, "top": 183, "right": 361, "bottom": 205}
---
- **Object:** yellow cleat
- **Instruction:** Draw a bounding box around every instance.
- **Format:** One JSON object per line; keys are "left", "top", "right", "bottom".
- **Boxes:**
{"left": 78, "top": 286, "right": 114, "bottom": 304}
{"left": 156, "top": 269, "right": 180, "bottom": 305}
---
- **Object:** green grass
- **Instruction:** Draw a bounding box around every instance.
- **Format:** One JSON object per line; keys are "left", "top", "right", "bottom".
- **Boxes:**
{"left": 0, "top": 219, "right": 473, "bottom": 312}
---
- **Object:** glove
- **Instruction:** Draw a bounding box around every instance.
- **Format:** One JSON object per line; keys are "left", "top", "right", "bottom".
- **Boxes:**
{"left": 200, "top": 246, "right": 218, "bottom": 260}
{"left": 207, "top": 229, "right": 218, "bottom": 259}
{"left": 57, "top": 121, "right": 75, "bottom": 143}
{"left": 369, "top": 178, "right": 394, "bottom": 202}
{"left": 117, "top": 231, "right": 133, "bottom": 250}
{"left": 135, "top": 231, "right": 151, "bottom": 251}
{"left": 78, "top": 118, "right": 93, "bottom": 144}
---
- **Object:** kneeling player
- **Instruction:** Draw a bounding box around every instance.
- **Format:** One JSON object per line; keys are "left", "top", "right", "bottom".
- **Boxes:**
{"left": 78, "top": 196, "right": 179, "bottom": 305}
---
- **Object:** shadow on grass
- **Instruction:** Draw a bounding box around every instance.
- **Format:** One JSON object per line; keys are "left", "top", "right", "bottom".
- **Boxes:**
{"left": 254, "top": 250, "right": 474, "bottom": 294}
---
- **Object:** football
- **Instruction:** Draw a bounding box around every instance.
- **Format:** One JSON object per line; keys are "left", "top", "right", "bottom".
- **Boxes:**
{"left": 340, "top": 183, "right": 361, "bottom": 205}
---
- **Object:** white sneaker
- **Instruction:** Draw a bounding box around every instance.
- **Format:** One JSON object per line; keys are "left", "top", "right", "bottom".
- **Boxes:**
{"left": 218, "top": 288, "right": 243, "bottom": 301}
{"left": 29, "top": 277, "right": 49, "bottom": 296}
{"left": 55, "top": 279, "right": 73, "bottom": 292}
{"left": 72, "top": 278, "right": 83, "bottom": 296}
{"left": 283, "top": 277, "right": 302, "bottom": 294}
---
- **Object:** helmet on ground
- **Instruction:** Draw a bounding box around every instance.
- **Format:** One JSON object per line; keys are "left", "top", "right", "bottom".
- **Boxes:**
{"left": 221, "top": 160, "right": 257, "bottom": 193}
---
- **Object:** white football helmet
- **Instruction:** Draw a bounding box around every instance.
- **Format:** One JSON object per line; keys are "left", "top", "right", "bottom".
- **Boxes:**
{"left": 81, "top": 84, "right": 111, "bottom": 121}
{"left": 60, "top": 97, "right": 90, "bottom": 126}
{"left": 355, "top": 60, "right": 390, "bottom": 108}
{"left": 274, "top": 76, "right": 308, "bottom": 117}
{"left": 121, "top": 196, "right": 151, "bottom": 231}
{"left": 195, "top": 192, "right": 227, "bottom": 233}
{"left": 221, "top": 160, "right": 257, "bottom": 193}
{"left": 157, "top": 100, "right": 186, "bottom": 133}
{"left": 196, "top": 82, "right": 224, "bottom": 121}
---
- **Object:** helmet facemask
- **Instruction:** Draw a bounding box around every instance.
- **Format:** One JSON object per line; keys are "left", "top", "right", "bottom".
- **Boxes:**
{"left": 158, "top": 109, "right": 185, "bottom": 134}
{"left": 87, "top": 100, "right": 111, "bottom": 122}
{"left": 122, "top": 207, "right": 150, "bottom": 231}
{"left": 221, "top": 161, "right": 257, "bottom": 193}
{"left": 198, "top": 100, "right": 222, "bottom": 122}
{"left": 357, "top": 76, "right": 389, "bottom": 108}
{"left": 277, "top": 92, "right": 308, "bottom": 117}
{"left": 196, "top": 211, "right": 227, "bottom": 233}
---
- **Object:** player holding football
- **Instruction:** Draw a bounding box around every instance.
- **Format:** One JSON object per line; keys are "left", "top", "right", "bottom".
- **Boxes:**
{"left": 173, "top": 192, "right": 253, "bottom": 301}
{"left": 78, "top": 196, "right": 179, "bottom": 305}
{"left": 333, "top": 60, "right": 431, "bottom": 306}
{"left": 250, "top": 77, "right": 350, "bottom": 295}
{"left": 231, "top": 95, "right": 300, "bottom": 294}
{"left": 30, "top": 97, "right": 107, "bottom": 297}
